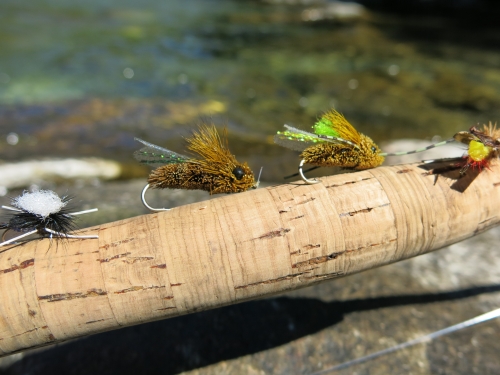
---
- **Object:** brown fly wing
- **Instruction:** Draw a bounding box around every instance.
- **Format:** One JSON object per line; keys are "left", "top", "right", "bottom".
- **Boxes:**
{"left": 453, "top": 131, "right": 475, "bottom": 146}
{"left": 470, "top": 126, "right": 500, "bottom": 147}
{"left": 187, "top": 124, "right": 235, "bottom": 164}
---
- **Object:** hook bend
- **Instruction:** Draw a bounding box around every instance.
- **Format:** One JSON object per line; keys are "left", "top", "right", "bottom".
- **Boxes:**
{"left": 141, "top": 184, "right": 171, "bottom": 211}
{"left": 298, "top": 159, "right": 320, "bottom": 185}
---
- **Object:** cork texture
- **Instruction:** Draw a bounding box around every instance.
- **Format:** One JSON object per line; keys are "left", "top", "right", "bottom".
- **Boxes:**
{"left": 0, "top": 161, "right": 499, "bottom": 356}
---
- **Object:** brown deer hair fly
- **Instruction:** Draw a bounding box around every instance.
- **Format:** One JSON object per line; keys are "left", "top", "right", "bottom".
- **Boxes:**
{"left": 134, "top": 124, "right": 259, "bottom": 211}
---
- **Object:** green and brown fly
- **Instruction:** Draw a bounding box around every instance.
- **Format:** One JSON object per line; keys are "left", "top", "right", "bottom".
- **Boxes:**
{"left": 134, "top": 124, "right": 260, "bottom": 211}
{"left": 274, "top": 109, "right": 456, "bottom": 184}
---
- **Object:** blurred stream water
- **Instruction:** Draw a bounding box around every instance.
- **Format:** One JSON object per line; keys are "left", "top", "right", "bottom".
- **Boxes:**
{"left": 1, "top": 0, "right": 500, "bottom": 181}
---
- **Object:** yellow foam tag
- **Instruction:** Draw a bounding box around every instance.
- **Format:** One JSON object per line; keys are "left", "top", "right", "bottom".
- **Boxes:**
{"left": 468, "top": 140, "right": 492, "bottom": 162}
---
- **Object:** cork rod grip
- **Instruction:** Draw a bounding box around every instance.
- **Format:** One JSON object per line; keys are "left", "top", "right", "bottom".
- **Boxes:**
{"left": 0, "top": 161, "right": 499, "bottom": 356}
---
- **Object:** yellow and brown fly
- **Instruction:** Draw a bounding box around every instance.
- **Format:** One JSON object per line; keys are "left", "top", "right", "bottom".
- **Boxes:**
{"left": 453, "top": 122, "right": 500, "bottom": 175}
{"left": 134, "top": 124, "right": 259, "bottom": 211}
{"left": 418, "top": 123, "right": 500, "bottom": 192}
